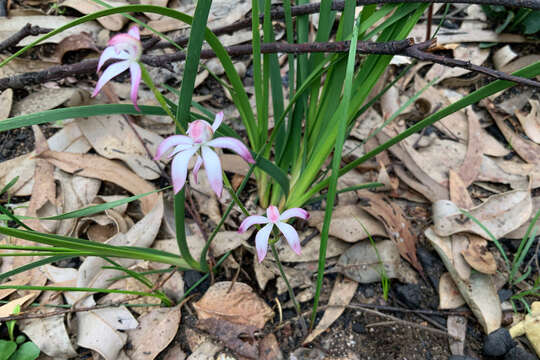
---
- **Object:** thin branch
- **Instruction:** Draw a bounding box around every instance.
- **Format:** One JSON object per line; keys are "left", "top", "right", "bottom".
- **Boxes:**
{"left": 150, "top": 0, "right": 540, "bottom": 49}
{"left": 1, "top": 38, "right": 539, "bottom": 91}
{"left": 0, "top": 23, "right": 51, "bottom": 53}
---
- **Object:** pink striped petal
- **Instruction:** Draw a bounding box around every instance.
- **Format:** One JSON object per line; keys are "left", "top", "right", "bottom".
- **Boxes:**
{"left": 169, "top": 144, "right": 195, "bottom": 158}
{"left": 238, "top": 215, "right": 269, "bottom": 233}
{"left": 171, "top": 148, "right": 197, "bottom": 194}
{"left": 108, "top": 33, "right": 137, "bottom": 47}
{"left": 97, "top": 46, "right": 129, "bottom": 71}
{"left": 206, "top": 137, "right": 255, "bottom": 164}
{"left": 276, "top": 222, "right": 301, "bottom": 255}
{"left": 266, "top": 205, "right": 280, "bottom": 223}
{"left": 92, "top": 60, "right": 130, "bottom": 98}
{"left": 129, "top": 62, "right": 141, "bottom": 111}
{"left": 128, "top": 26, "right": 140, "bottom": 40}
{"left": 192, "top": 155, "right": 203, "bottom": 184}
{"left": 279, "top": 208, "right": 310, "bottom": 221}
{"left": 255, "top": 223, "right": 274, "bottom": 262}
{"left": 154, "top": 135, "right": 193, "bottom": 160}
{"left": 211, "top": 112, "right": 224, "bottom": 133}
{"left": 201, "top": 146, "right": 223, "bottom": 198}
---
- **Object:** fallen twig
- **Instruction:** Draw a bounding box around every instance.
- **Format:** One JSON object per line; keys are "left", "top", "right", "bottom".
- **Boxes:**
{"left": 1, "top": 38, "right": 538, "bottom": 91}
{"left": 0, "top": 23, "right": 51, "bottom": 53}
{"left": 151, "top": 0, "right": 540, "bottom": 49}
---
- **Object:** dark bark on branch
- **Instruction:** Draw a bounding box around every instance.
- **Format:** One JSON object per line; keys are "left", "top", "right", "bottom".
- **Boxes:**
{"left": 150, "top": 0, "right": 540, "bottom": 49}
{"left": 1, "top": 38, "right": 539, "bottom": 91}
{"left": 0, "top": 23, "right": 51, "bottom": 53}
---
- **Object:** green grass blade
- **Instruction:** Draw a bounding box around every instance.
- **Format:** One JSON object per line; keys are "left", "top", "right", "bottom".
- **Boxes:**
{"left": 172, "top": 0, "right": 212, "bottom": 272}
{"left": 43, "top": 187, "right": 167, "bottom": 220}
{"left": 311, "top": 13, "right": 359, "bottom": 327}
{"left": 0, "top": 105, "right": 165, "bottom": 132}
{"left": 295, "top": 61, "right": 540, "bottom": 207}
{"left": 0, "top": 226, "right": 190, "bottom": 268}
{"left": 0, "top": 255, "right": 75, "bottom": 281}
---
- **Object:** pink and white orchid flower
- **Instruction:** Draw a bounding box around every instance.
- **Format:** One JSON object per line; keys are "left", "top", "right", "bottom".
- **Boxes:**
{"left": 92, "top": 26, "right": 142, "bottom": 110}
{"left": 238, "top": 206, "right": 310, "bottom": 262}
{"left": 154, "top": 112, "right": 255, "bottom": 197}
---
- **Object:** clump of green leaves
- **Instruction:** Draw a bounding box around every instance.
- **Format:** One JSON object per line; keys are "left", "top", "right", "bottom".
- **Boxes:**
{"left": 482, "top": 6, "right": 540, "bottom": 35}
{"left": 0, "top": 305, "right": 40, "bottom": 360}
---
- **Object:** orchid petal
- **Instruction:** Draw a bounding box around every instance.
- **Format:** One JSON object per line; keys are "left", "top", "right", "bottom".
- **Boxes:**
{"left": 154, "top": 135, "right": 193, "bottom": 160}
{"left": 201, "top": 146, "right": 223, "bottom": 198}
{"left": 276, "top": 222, "right": 301, "bottom": 255}
{"left": 255, "top": 223, "right": 273, "bottom": 262}
{"left": 169, "top": 143, "right": 197, "bottom": 158}
{"left": 97, "top": 47, "right": 128, "bottom": 71}
{"left": 128, "top": 26, "right": 140, "bottom": 40}
{"left": 92, "top": 60, "right": 130, "bottom": 98}
{"left": 108, "top": 33, "right": 138, "bottom": 47}
{"left": 129, "top": 62, "right": 141, "bottom": 111}
{"left": 279, "top": 208, "right": 310, "bottom": 221}
{"left": 266, "top": 205, "right": 280, "bottom": 223}
{"left": 206, "top": 137, "right": 255, "bottom": 164}
{"left": 171, "top": 148, "right": 197, "bottom": 194}
{"left": 188, "top": 120, "right": 213, "bottom": 143}
{"left": 192, "top": 155, "right": 203, "bottom": 184}
{"left": 211, "top": 112, "right": 224, "bottom": 132}
{"left": 238, "top": 215, "right": 269, "bottom": 233}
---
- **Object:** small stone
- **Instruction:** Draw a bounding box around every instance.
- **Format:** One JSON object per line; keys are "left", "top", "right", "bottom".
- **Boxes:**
{"left": 504, "top": 346, "right": 537, "bottom": 360}
{"left": 448, "top": 356, "right": 478, "bottom": 360}
{"left": 483, "top": 328, "right": 515, "bottom": 357}
{"left": 394, "top": 283, "right": 421, "bottom": 308}
{"left": 498, "top": 288, "right": 513, "bottom": 302}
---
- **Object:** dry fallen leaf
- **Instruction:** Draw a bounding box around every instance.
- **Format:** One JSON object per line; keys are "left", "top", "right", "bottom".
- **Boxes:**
{"left": 0, "top": 16, "right": 101, "bottom": 45}
{"left": 308, "top": 205, "right": 386, "bottom": 243}
{"left": 12, "top": 88, "right": 85, "bottom": 117}
{"left": 336, "top": 239, "right": 401, "bottom": 283}
{"left": 516, "top": 99, "right": 540, "bottom": 144}
{"left": 193, "top": 282, "right": 273, "bottom": 330}
{"left": 126, "top": 306, "right": 182, "bottom": 360}
{"left": 0, "top": 123, "right": 92, "bottom": 197}
{"left": 77, "top": 195, "right": 163, "bottom": 291}
{"left": 61, "top": 0, "right": 128, "bottom": 31}
{"left": 197, "top": 318, "right": 259, "bottom": 359}
{"left": 0, "top": 89, "right": 13, "bottom": 121}
{"left": 303, "top": 276, "right": 358, "bottom": 344}
{"left": 426, "top": 227, "right": 501, "bottom": 334}
{"left": 77, "top": 298, "right": 138, "bottom": 360}
{"left": 439, "top": 272, "right": 466, "bottom": 309}
{"left": 448, "top": 315, "right": 467, "bottom": 356}
{"left": 275, "top": 235, "right": 350, "bottom": 262}
{"left": 19, "top": 292, "right": 77, "bottom": 359}
{"left": 456, "top": 110, "right": 483, "bottom": 187}
{"left": 506, "top": 196, "right": 540, "bottom": 239}
{"left": 259, "top": 333, "right": 284, "bottom": 360}
{"left": 433, "top": 190, "right": 532, "bottom": 240}
{"left": 77, "top": 115, "right": 164, "bottom": 180}
{"left": 490, "top": 106, "right": 540, "bottom": 166}
{"left": 461, "top": 236, "right": 497, "bottom": 275}
{"left": 48, "top": 32, "right": 99, "bottom": 64}
{"left": 0, "top": 294, "right": 34, "bottom": 317}
{"left": 357, "top": 190, "right": 423, "bottom": 273}
{"left": 39, "top": 151, "right": 158, "bottom": 214}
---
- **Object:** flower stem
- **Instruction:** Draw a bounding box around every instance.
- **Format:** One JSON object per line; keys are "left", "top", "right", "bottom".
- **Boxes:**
{"left": 139, "top": 64, "right": 185, "bottom": 133}
{"left": 270, "top": 241, "right": 307, "bottom": 333}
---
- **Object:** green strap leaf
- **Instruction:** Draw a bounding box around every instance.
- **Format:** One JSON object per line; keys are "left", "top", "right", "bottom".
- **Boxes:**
{"left": 0, "top": 104, "right": 165, "bottom": 133}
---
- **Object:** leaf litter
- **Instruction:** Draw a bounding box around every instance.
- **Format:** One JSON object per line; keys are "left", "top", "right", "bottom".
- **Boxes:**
{"left": 0, "top": 2, "right": 539, "bottom": 359}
